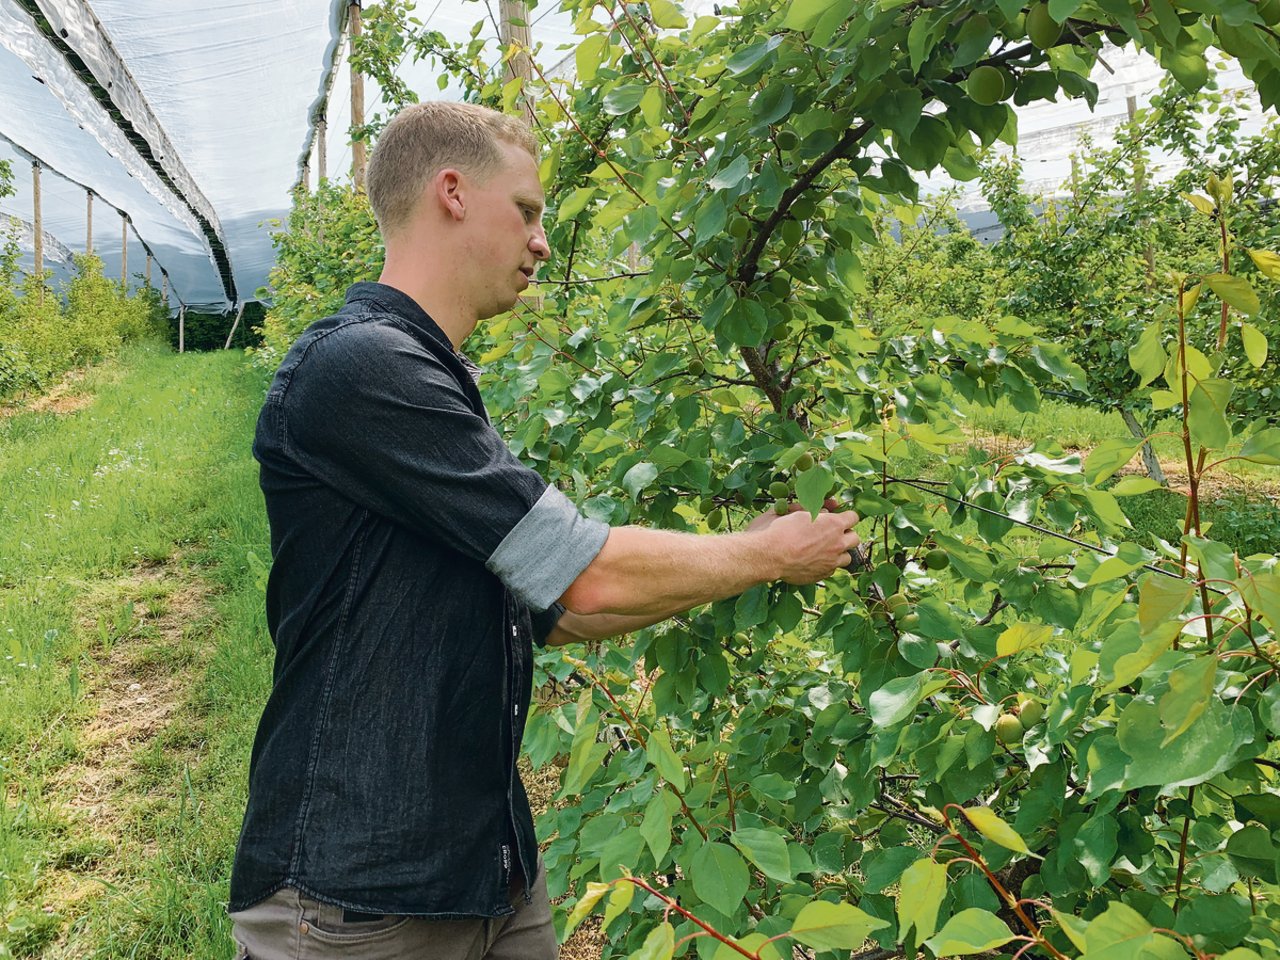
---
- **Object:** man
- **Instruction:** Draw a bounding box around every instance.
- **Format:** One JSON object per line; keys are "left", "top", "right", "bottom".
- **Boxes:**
{"left": 228, "top": 101, "right": 860, "bottom": 960}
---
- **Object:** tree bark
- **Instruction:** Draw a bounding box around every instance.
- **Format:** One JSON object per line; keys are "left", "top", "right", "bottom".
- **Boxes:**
{"left": 349, "top": 2, "right": 367, "bottom": 191}
{"left": 1120, "top": 407, "right": 1166, "bottom": 484}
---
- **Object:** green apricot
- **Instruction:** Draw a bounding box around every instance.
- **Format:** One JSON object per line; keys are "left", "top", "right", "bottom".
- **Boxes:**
{"left": 769, "top": 481, "right": 791, "bottom": 500}
{"left": 688, "top": 358, "right": 705, "bottom": 376}
{"left": 774, "top": 498, "right": 790, "bottom": 516}
{"left": 794, "top": 452, "right": 815, "bottom": 472}
{"left": 898, "top": 612, "right": 921, "bottom": 630}
{"left": 996, "top": 713, "right": 1025, "bottom": 744}
{"left": 916, "top": 374, "right": 943, "bottom": 401}
{"left": 967, "top": 65, "right": 1006, "bottom": 105}
{"left": 699, "top": 497, "right": 715, "bottom": 515}
{"left": 981, "top": 359, "right": 1000, "bottom": 382}
{"left": 776, "top": 130, "right": 799, "bottom": 151}
{"left": 963, "top": 360, "right": 982, "bottom": 378}
{"left": 548, "top": 442, "right": 564, "bottom": 460}
{"left": 1018, "top": 698, "right": 1045, "bottom": 729}
{"left": 923, "top": 548, "right": 950, "bottom": 570}
{"left": 885, "top": 592, "right": 909, "bottom": 613}
{"left": 1027, "top": 2, "right": 1062, "bottom": 49}
{"left": 707, "top": 508, "right": 725, "bottom": 530}
{"left": 728, "top": 217, "right": 750, "bottom": 240}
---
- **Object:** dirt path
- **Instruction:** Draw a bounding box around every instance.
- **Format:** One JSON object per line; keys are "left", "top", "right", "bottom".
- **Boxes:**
{"left": 33, "top": 556, "right": 217, "bottom": 956}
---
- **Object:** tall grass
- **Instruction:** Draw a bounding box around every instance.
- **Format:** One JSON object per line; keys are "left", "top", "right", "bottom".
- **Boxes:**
{"left": 0, "top": 342, "right": 271, "bottom": 959}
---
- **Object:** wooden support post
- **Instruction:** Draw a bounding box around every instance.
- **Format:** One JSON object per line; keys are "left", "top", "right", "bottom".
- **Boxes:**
{"left": 1127, "top": 94, "right": 1156, "bottom": 289}
{"left": 350, "top": 2, "right": 367, "bottom": 191}
{"left": 499, "top": 0, "right": 534, "bottom": 122}
{"left": 161, "top": 272, "right": 169, "bottom": 306}
{"left": 32, "top": 162, "right": 43, "bottom": 281}
{"left": 120, "top": 212, "right": 128, "bottom": 285}
{"left": 178, "top": 304, "right": 186, "bottom": 353}
{"left": 146, "top": 251, "right": 152, "bottom": 286}
{"left": 86, "top": 190, "right": 93, "bottom": 254}
{"left": 317, "top": 116, "right": 328, "bottom": 182}
{"left": 224, "top": 301, "right": 246, "bottom": 349}
{"left": 302, "top": 160, "right": 311, "bottom": 193}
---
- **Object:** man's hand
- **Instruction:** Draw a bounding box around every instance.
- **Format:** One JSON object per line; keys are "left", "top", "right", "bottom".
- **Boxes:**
{"left": 755, "top": 504, "right": 860, "bottom": 585}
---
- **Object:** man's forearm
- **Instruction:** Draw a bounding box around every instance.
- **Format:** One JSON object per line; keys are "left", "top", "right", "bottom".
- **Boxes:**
{"left": 543, "top": 608, "right": 678, "bottom": 646}
{"left": 558, "top": 526, "right": 781, "bottom": 618}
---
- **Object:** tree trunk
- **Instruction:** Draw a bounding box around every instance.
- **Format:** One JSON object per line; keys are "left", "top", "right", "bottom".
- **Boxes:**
{"left": 1120, "top": 407, "right": 1166, "bottom": 484}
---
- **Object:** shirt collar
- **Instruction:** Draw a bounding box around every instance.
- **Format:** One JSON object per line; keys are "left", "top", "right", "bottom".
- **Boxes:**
{"left": 345, "top": 282, "right": 457, "bottom": 356}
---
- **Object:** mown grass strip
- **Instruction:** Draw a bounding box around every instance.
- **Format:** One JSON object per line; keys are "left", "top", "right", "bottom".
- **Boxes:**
{"left": 0, "top": 342, "right": 271, "bottom": 959}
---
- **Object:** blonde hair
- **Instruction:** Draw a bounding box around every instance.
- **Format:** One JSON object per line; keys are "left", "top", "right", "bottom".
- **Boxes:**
{"left": 366, "top": 101, "right": 538, "bottom": 236}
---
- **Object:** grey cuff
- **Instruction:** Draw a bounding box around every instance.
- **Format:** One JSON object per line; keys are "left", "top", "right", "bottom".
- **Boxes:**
{"left": 487, "top": 485, "right": 610, "bottom": 612}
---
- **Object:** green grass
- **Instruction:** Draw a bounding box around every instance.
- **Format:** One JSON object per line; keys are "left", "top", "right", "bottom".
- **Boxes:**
{"left": 0, "top": 342, "right": 271, "bottom": 959}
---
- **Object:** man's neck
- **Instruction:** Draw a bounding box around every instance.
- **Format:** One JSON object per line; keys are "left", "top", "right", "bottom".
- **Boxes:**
{"left": 377, "top": 258, "right": 477, "bottom": 350}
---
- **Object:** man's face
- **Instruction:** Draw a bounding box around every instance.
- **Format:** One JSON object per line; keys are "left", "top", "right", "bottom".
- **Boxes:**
{"left": 462, "top": 140, "right": 550, "bottom": 320}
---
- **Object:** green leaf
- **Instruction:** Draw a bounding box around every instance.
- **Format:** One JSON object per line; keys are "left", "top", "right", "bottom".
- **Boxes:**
{"left": 603, "top": 880, "right": 635, "bottom": 929}
{"left": 1182, "top": 192, "right": 1215, "bottom": 215}
{"left": 1240, "top": 428, "right": 1280, "bottom": 465}
{"left": 1226, "top": 826, "right": 1279, "bottom": 883}
{"left": 604, "top": 83, "right": 647, "bottom": 115}
{"left": 575, "top": 33, "right": 608, "bottom": 84}
{"left": 627, "top": 921, "right": 675, "bottom": 960}
{"left": 795, "top": 464, "right": 834, "bottom": 517}
{"left": 1138, "top": 575, "right": 1195, "bottom": 636}
{"left": 1110, "top": 476, "right": 1162, "bottom": 496}
{"left": 925, "top": 909, "right": 1016, "bottom": 956}
{"left": 1074, "top": 815, "right": 1119, "bottom": 887}
{"left": 868, "top": 672, "right": 929, "bottom": 728}
{"left": 648, "top": 0, "right": 687, "bottom": 29}
{"left": 1117, "top": 695, "right": 1254, "bottom": 791}
{"left": 1205, "top": 272, "right": 1261, "bottom": 315}
{"left": 708, "top": 154, "right": 750, "bottom": 191}
{"left": 1247, "top": 247, "right": 1280, "bottom": 280}
{"left": 780, "top": 0, "right": 829, "bottom": 32}
{"left": 1128, "top": 322, "right": 1165, "bottom": 386}
{"left": 690, "top": 842, "right": 749, "bottom": 917}
{"left": 1237, "top": 571, "right": 1280, "bottom": 630}
{"left": 565, "top": 880, "right": 612, "bottom": 935}
{"left": 1241, "top": 322, "right": 1268, "bottom": 368}
{"left": 1031, "top": 342, "right": 1088, "bottom": 391}
{"left": 565, "top": 688, "right": 607, "bottom": 794}
{"left": 730, "top": 827, "right": 793, "bottom": 882}
{"left": 1157, "top": 656, "right": 1217, "bottom": 747}
{"left": 788, "top": 900, "right": 888, "bottom": 951}
{"left": 995, "top": 621, "right": 1054, "bottom": 657}
{"left": 645, "top": 726, "right": 686, "bottom": 790}
{"left": 1085, "top": 438, "right": 1142, "bottom": 484}
{"left": 724, "top": 35, "right": 782, "bottom": 75}
{"left": 1187, "top": 379, "right": 1233, "bottom": 451}
{"left": 1052, "top": 909, "right": 1089, "bottom": 952}
{"left": 623, "top": 461, "right": 659, "bottom": 499}
{"left": 640, "top": 790, "right": 679, "bottom": 866}
{"left": 558, "top": 186, "right": 597, "bottom": 222}
{"left": 963, "top": 806, "right": 1031, "bottom": 854}
{"left": 897, "top": 858, "right": 948, "bottom": 943}
{"left": 1099, "top": 620, "right": 1180, "bottom": 693}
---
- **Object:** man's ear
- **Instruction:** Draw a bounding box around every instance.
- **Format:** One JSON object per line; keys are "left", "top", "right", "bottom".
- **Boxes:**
{"left": 433, "top": 168, "right": 467, "bottom": 222}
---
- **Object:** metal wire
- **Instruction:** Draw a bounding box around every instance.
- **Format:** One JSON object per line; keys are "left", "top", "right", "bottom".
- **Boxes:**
{"left": 883, "top": 475, "right": 1207, "bottom": 586}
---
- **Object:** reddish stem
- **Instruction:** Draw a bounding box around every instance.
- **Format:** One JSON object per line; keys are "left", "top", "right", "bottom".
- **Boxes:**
{"left": 621, "top": 876, "right": 759, "bottom": 959}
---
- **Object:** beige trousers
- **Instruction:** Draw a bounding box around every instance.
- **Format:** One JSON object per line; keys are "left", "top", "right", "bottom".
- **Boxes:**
{"left": 229, "top": 861, "right": 557, "bottom": 960}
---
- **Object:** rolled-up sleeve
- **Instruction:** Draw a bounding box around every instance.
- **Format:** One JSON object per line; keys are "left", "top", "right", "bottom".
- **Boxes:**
{"left": 283, "top": 321, "right": 608, "bottom": 611}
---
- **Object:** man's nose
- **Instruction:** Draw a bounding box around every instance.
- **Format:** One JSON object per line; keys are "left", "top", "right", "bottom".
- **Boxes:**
{"left": 529, "top": 226, "right": 550, "bottom": 261}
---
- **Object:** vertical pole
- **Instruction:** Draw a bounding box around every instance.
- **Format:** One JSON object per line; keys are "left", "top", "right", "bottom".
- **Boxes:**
{"left": 317, "top": 116, "right": 328, "bottom": 182}
{"left": 349, "top": 2, "right": 367, "bottom": 191}
{"left": 499, "top": 0, "right": 534, "bottom": 122}
{"left": 178, "top": 304, "right": 186, "bottom": 353}
{"left": 302, "top": 159, "right": 311, "bottom": 193}
{"left": 31, "top": 162, "right": 43, "bottom": 283}
{"left": 1128, "top": 94, "right": 1155, "bottom": 289}
{"left": 120, "top": 212, "right": 128, "bottom": 286}
{"left": 86, "top": 190, "right": 93, "bottom": 254}
{"left": 161, "top": 272, "right": 169, "bottom": 306}
{"left": 224, "top": 301, "right": 246, "bottom": 349}
{"left": 146, "top": 251, "right": 152, "bottom": 287}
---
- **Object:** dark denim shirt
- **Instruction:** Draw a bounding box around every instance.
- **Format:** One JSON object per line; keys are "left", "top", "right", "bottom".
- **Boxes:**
{"left": 229, "top": 282, "right": 608, "bottom": 918}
